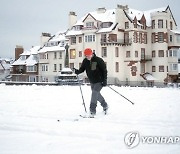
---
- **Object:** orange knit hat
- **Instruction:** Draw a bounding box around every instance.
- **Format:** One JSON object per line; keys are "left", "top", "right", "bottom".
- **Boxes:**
{"left": 84, "top": 48, "right": 93, "bottom": 56}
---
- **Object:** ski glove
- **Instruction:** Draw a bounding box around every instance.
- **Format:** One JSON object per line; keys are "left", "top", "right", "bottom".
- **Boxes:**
{"left": 73, "top": 68, "right": 79, "bottom": 74}
{"left": 102, "top": 80, "right": 107, "bottom": 87}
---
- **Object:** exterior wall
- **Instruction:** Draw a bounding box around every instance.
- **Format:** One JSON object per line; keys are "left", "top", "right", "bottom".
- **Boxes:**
{"left": 13, "top": 5, "right": 179, "bottom": 85}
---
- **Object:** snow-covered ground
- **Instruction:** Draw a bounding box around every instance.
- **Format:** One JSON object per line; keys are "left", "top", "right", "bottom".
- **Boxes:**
{"left": 0, "top": 84, "right": 180, "bottom": 154}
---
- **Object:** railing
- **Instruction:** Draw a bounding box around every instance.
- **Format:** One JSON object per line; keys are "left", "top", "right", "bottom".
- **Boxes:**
{"left": 100, "top": 38, "right": 132, "bottom": 45}
{"left": 140, "top": 55, "right": 152, "bottom": 61}
{"left": 2, "top": 74, "right": 180, "bottom": 88}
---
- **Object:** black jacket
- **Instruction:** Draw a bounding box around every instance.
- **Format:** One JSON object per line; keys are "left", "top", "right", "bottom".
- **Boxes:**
{"left": 76, "top": 54, "right": 107, "bottom": 84}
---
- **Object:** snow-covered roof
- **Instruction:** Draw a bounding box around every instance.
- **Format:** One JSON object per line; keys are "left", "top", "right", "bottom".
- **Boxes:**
{"left": 0, "top": 61, "right": 11, "bottom": 70}
{"left": 12, "top": 46, "right": 40, "bottom": 66}
{"left": 66, "top": 30, "right": 83, "bottom": 36}
{"left": 12, "top": 57, "right": 26, "bottom": 66}
{"left": 25, "top": 55, "right": 38, "bottom": 66}
{"left": 38, "top": 46, "right": 65, "bottom": 53}
{"left": 96, "top": 23, "right": 117, "bottom": 33}
{"left": 66, "top": 9, "right": 116, "bottom": 36}
{"left": 126, "top": 7, "right": 167, "bottom": 27}
{"left": 20, "top": 50, "right": 31, "bottom": 56}
{"left": 30, "top": 46, "right": 40, "bottom": 54}
{"left": 49, "top": 31, "right": 66, "bottom": 42}
{"left": 170, "top": 30, "right": 180, "bottom": 34}
{"left": 89, "top": 9, "right": 116, "bottom": 22}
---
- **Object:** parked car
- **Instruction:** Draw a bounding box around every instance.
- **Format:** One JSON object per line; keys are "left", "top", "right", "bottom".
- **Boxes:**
{"left": 55, "top": 68, "right": 83, "bottom": 85}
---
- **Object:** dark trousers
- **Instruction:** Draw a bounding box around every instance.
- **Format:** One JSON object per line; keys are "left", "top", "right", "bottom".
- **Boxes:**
{"left": 90, "top": 82, "right": 108, "bottom": 113}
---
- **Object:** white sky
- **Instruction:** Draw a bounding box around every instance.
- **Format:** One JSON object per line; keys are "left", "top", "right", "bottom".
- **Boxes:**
{"left": 0, "top": 0, "right": 180, "bottom": 58}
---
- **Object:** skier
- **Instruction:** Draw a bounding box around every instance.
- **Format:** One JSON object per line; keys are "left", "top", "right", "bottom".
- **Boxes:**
{"left": 74, "top": 48, "right": 108, "bottom": 116}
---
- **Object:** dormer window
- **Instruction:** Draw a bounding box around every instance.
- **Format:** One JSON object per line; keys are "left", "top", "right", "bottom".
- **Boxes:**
{"left": 86, "top": 22, "right": 94, "bottom": 28}
{"left": 101, "top": 22, "right": 112, "bottom": 28}
{"left": 60, "top": 41, "right": 65, "bottom": 47}
{"left": 73, "top": 25, "right": 82, "bottom": 31}
{"left": 21, "top": 55, "right": 26, "bottom": 60}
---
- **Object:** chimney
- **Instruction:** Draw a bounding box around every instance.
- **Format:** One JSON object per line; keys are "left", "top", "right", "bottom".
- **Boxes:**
{"left": 69, "top": 11, "right": 77, "bottom": 29}
{"left": 40, "top": 32, "right": 51, "bottom": 47}
{"left": 97, "top": 7, "right": 106, "bottom": 13}
{"left": 15, "top": 45, "right": 23, "bottom": 60}
{"left": 117, "top": 4, "right": 129, "bottom": 10}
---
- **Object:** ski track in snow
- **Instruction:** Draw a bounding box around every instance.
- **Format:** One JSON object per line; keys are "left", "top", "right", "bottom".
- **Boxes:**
{"left": 0, "top": 84, "right": 180, "bottom": 154}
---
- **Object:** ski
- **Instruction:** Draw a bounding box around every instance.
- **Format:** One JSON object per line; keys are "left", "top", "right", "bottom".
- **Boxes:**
{"left": 79, "top": 115, "right": 95, "bottom": 118}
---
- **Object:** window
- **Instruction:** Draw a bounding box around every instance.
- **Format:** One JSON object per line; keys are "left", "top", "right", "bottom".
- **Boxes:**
{"left": 45, "top": 53, "right": 48, "bottom": 59}
{"left": 177, "top": 35, "right": 180, "bottom": 43}
{"left": 141, "top": 63, "right": 145, "bottom": 73}
{"left": 139, "top": 33, "right": 142, "bottom": 43}
{"left": 152, "top": 50, "right": 156, "bottom": 57}
{"left": 152, "top": 33, "right": 155, "bottom": 43}
{"left": 70, "top": 49, "right": 76, "bottom": 59}
{"left": 79, "top": 37, "right": 82, "bottom": 43}
{"left": 86, "top": 22, "right": 94, "bottom": 28}
{"left": 158, "top": 32, "right": 164, "bottom": 43}
{"left": 124, "top": 33, "right": 129, "bottom": 44}
{"left": 159, "top": 66, "right": 164, "bottom": 72}
{"left": 59, "top": 64, "right": 62, "bottom": 71}
{"left": 69, "top": 63, "right": 74, "bottom": 69}
{"left": 26, "top": 66, "right": 37, "bottom": 72}
{"left": 101, "top": 34, "right": 107, "bottom": 43}
{"left": 54, "top": 52, "right": 57, "bottom": 59}
{"left": 169, "top": 49, "right": 177, "bottom": 57}
{"left": 141, "top": 48, "right": 145, "bottom": 59}
{"left": 59, "top": 52, "right": 62, "bottom": 59}
{"left": 144, "top": 33, "right": 147, "bottom": 44}
{"left": 152, "top": 66, "right": 156, "bottom": 72}
{"left": 125, "top": 22, "right": 129, "bottom": 29}
{"left": 71, "top": 36, "right": 76, "bottom": 44}
{"left": 85, "top": 35, "right": 95, "bottom": 42}
{"left": 115, "top": 47, "right": 119, "bottom": 57}
{"left": 170, "top": 21, "right": 173, "bottom": 30}
{"left": 152, "top": 20, "right": 155, "bottom": 29}
{"left": 170, "top": 35, "right": 173, "bottom": 42}
{"left": 102, "top": 47, "right": 107, "bottom": 57}
{"left": 169, "top": 63, "right": 178, "bottom": 71}
{"left": 101, "top": 22, "right": 112, "bottom": 28}
{"left": 134, "top": 32, "right": 138, "bottom": 43}
{"left": 115, "top": 62, "right": 119, "bottom": 72}
{"left": 54, "top": 64, "right": 57, "bottom": 72}
{"left": 21, "top": 56, "right": 26, "bottom": 60}
{"left": 126, "top": 51, "right": 130, "bottom": 58}
{"left": 42, "top": 65, "right": 48, "bottom": 71}
{"left": 158, "top": 20, "right": 163, "bottom": 28}
{"left": 79, "top": 51, "right": 82, "bottom": 57}
{"left": 135, "top": 51, "right": 138, "bottom": 58}
{"left": 158, "top": 50, "right": 164, "bottom": 57}
{"left": 73, "top": 25, "right": 81, "bottom": 30}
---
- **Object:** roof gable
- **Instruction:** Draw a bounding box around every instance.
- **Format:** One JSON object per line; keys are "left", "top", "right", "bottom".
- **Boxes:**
{"left": 83, "top": 13, "right": 97, "bottom": 22}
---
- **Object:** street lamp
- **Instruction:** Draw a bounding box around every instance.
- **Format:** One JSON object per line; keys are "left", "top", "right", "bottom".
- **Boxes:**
{"left": 65, "top": 43, "right": 69, "bottom": 68}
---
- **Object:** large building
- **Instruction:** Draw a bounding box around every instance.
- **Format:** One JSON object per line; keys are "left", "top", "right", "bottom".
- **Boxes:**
{"left": 11, "top": 5, "right": 180, "bottom": 86}
{"left": 64, "top": 5, "right": 180, "bottom": 86}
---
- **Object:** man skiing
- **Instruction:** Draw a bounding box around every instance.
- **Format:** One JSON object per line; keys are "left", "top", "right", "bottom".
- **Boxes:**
{"left": 74, "top": 48, "right": 108, "bottom": 117}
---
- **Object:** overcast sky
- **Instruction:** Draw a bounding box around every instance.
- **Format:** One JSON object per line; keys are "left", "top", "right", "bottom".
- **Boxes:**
{"left": 0, "top": 0, "right": 180, "bottom": 58}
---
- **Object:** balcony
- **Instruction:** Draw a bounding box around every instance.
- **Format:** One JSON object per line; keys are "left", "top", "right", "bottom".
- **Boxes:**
{"left": 140, "top": 55, "right": 152, "bottom": 62}
{"left": 100, "top": 38, "right": 132, "bottom": 46}
{"left": 168, "top": 30, "right": 180, "bottom": 48}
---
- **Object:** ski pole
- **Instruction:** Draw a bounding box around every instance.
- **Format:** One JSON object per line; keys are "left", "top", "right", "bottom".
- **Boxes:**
{"left": 108, "top": 86, "right": 134, "bottom": 105}
{"left": 77, "top": 75, "right": 87, "bottom": 113}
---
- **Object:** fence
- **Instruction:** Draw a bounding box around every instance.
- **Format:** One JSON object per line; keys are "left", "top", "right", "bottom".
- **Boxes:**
{"left": 1, "top": 74, "right": 180, "bottom": 88}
